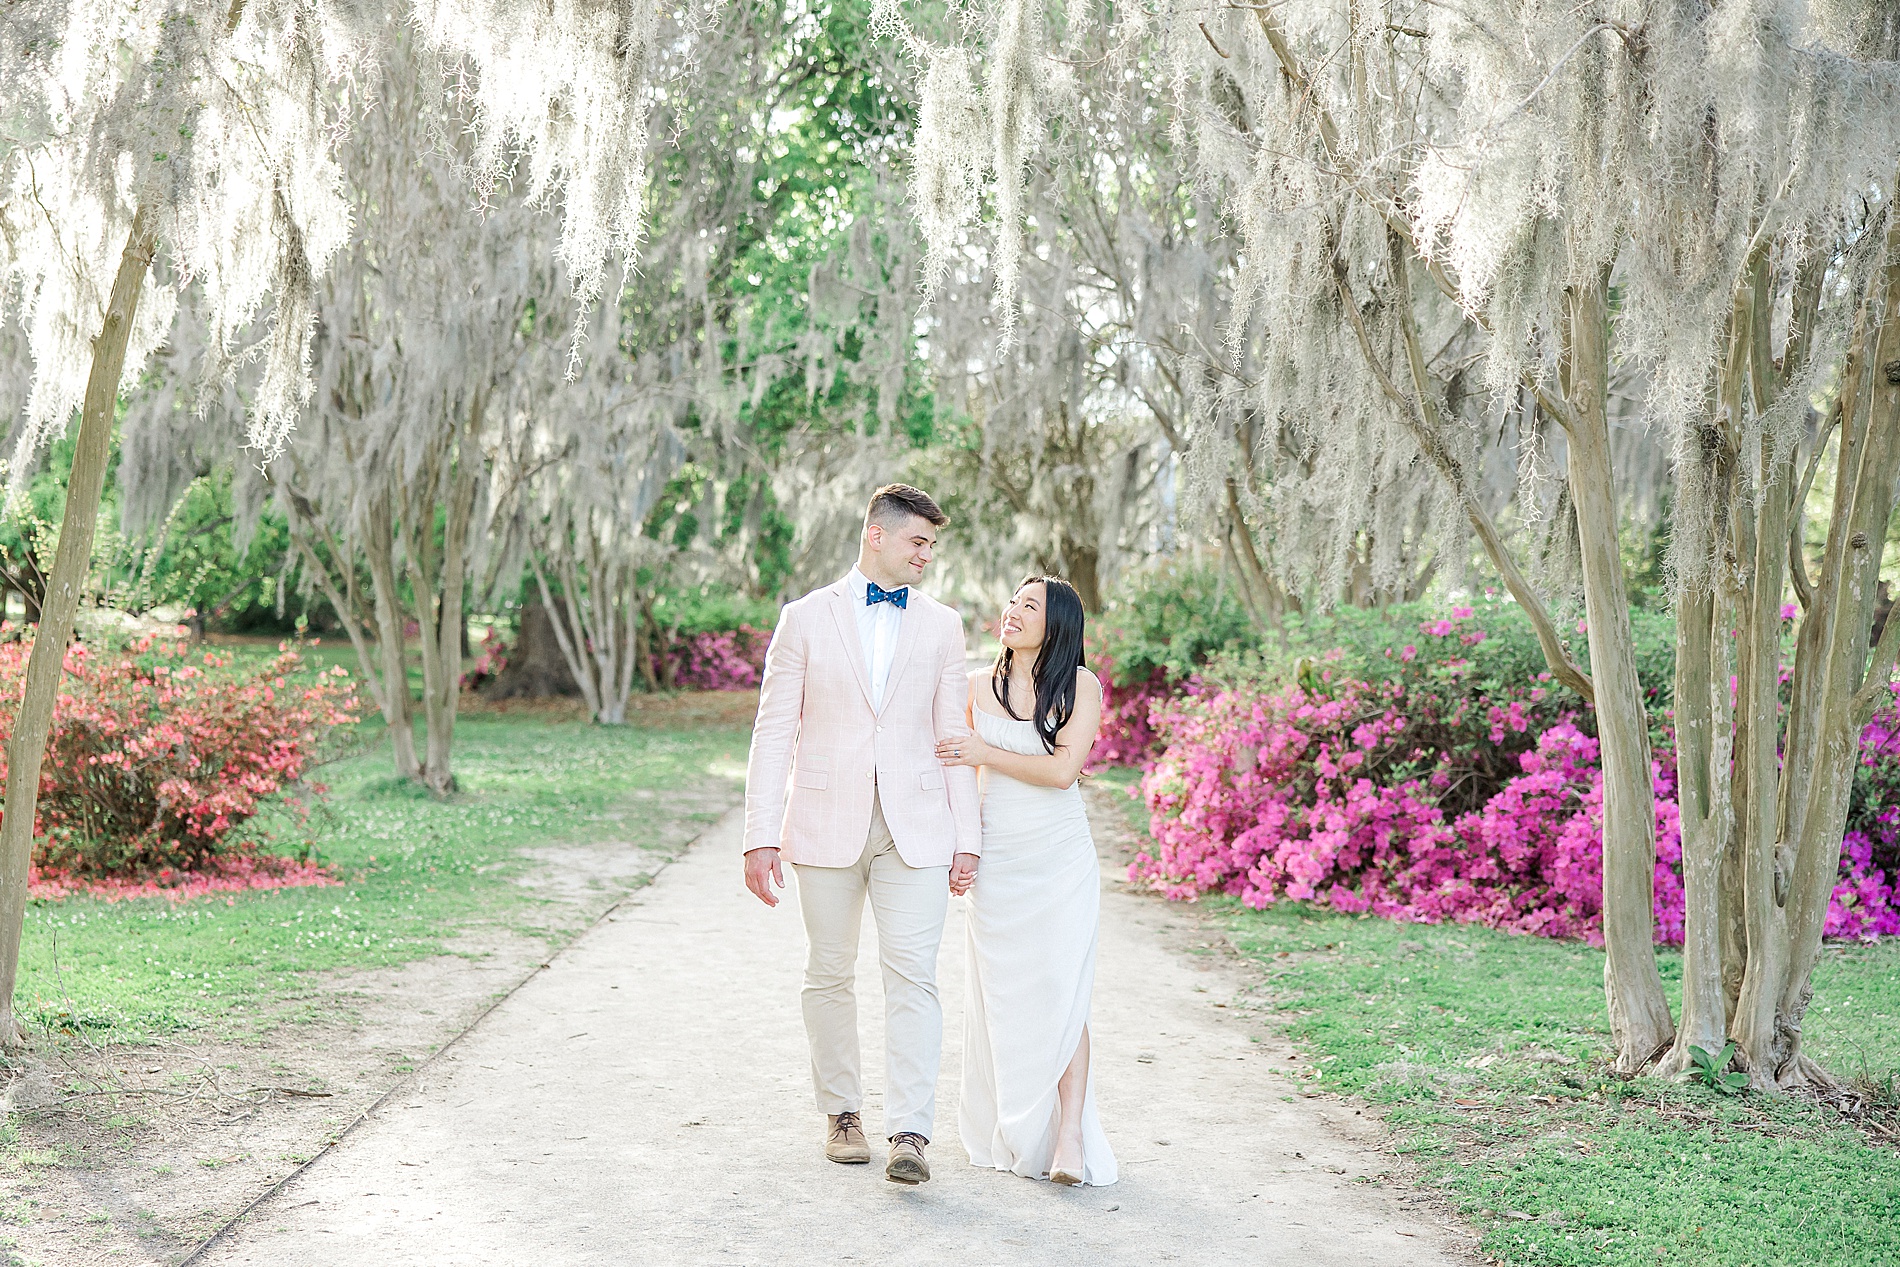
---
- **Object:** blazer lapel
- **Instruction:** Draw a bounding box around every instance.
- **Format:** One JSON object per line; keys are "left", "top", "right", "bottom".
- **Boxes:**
{"left": 826, "top": 578, "right": 876, "bottom": 710}
{"left": 879, "top": 593, "right": 923, "bottom": 716}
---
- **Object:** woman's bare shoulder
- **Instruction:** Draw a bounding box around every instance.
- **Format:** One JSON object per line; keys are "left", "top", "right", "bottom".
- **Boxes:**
{"left": 1076, "top": 665, "right": 1103, "bottom": 698}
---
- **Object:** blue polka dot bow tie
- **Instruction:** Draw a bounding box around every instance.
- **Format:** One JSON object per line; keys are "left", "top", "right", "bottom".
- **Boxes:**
{"left": 866, "top": 582, "right": 909, "bottom": 609}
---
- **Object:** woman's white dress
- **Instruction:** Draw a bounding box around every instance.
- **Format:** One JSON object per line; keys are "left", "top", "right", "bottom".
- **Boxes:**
{"left": 960, "top": 707, "right": 1118, "bottom": 1186}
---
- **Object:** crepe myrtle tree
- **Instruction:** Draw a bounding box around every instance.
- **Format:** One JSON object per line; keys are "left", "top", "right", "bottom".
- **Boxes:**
{"left": 266, "top": 34, "right": 622, "bottom": 794}
{"left": 0, "top": 0, "right": 674, "bottom": 1044}
{"left": 907, "top": 0, "right": 1900, "bottom": 1080}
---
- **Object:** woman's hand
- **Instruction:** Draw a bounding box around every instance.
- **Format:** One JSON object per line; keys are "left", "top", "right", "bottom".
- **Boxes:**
{"left": 936, "top": 732, "right": 991, "bottom": 768}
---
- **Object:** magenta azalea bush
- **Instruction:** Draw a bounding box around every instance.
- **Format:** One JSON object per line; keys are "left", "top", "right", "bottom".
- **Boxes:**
{"left": 1128, "top": 609, "right": 1899, "bottom": 945}
{"left": 1837, "top": 692, "right": 1900, "bottom": 938}
{"left": 1091, "top": 661, "right": 1174, "bottom": 769}
{"left": 664, "top": 624, "right": 772, "bottom": 691}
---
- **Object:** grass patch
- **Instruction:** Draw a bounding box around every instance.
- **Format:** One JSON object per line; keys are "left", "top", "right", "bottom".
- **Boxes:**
{"left": 1093, "top": 774, "right": 1900, "bottom": 1266}
{"left": 17, "top": 709, "right": 749, "bottom": 1042}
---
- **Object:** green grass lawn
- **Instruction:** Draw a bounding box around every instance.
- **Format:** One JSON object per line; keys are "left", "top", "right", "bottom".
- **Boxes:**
{"left": 17, "top": 707, "right": 749, "bottom": 1042}
{"left": 1093, "top": 770, "right": 1900, "bottom": 1267}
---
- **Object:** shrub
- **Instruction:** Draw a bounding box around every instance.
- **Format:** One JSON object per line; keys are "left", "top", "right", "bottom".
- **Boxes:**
{"left": 1132, "top": 605, "right": 1892, "bottom": 945}
{"left": 1092, "top": 560, "right": 1259, "bottom": 686}
{"left": 461, "top": 624, "right": 509, "bottom": 692}
{"left": 1838, "top": 686, "right": 1900, "bottom": 939}
{"left": 1089, "top": 561, "right": 1259, "bottom": 766}
{"left": 0, "top": 628, "right": 362, "bottom": 881}
{"left": 665, "top": 624, "right": 773, "bottom": 691}
{"left": 1291, "top": 599, "right": 1671, "bottom": 710}
{"left": 650, "top": 586, "right": 781, "bottom": 638}
{"left": 1091, "top": 586, "right": 1682, "bottom": 771}
{"left": 1091, "top": 666, "right": 1175, "bottom": 768}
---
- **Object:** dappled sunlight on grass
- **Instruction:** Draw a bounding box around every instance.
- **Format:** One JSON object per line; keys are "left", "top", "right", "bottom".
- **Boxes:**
{"left": 1221, "top": 898, "right": 1900, "bottom": 1267}
{"left": 16, "top": 710, "right": 749, "bottom": 1041}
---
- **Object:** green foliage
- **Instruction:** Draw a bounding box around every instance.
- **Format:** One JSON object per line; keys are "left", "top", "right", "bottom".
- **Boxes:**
{"left": 1, "top": 431, "right": 310, "bottom": 634}
{"left": 128, "top": 469, "right": 302, "bottom": 632}
{"left": 629, "top": 0, "right": 936, "bottom": 602}
{"left": 1092, "top": 559, "right": 1259, "bottom": 685}
{"left": 1687, "top": 1042, "right": 1749, "bottom": 1095}
{"left": 649, "top": 584, "right": 781, "bottom": 635}
{"left": 1198, "top": 595, "right": 1678, "bottom": 721}
{"left": 1092, "top": 565, "right": 1681, "bottom": 721}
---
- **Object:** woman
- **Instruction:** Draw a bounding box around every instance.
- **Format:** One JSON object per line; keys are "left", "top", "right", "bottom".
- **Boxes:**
{"left": 935, "top": 576, "right": 1118, "bottom": 1188}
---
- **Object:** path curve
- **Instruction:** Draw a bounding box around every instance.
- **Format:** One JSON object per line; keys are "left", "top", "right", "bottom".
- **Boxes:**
{"left": 193, "top": 806, "right": 1471, "bottom": 1266}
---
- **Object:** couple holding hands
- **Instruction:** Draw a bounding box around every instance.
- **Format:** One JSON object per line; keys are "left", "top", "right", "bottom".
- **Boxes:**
{"left": 742, "top": 483, "right": 1117, "bottom": 1189}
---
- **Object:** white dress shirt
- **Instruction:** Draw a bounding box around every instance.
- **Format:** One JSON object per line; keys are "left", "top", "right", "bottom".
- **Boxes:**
{"left": 847, "top": 566, "right": 905, "bottom": 709}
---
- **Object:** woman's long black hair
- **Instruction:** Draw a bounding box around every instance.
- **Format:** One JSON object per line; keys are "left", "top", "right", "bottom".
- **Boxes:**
{"left": 992, "top": 576, "right": 1086, "bottom": 753}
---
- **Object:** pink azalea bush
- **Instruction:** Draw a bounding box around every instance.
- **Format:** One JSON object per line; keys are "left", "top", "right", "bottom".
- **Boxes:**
{"left": 1835, "top": 688, "right": 1900, "bottom": 938}
{"left": 664, "top": 624, "right": 772, "bottom": 691}
{"left": 0, "top": 626, "right": 360, "bottom": 893}
{"left": 1085, "top": 562, "right": 1260, "bottom": 769}
{"left": 460, "top": 625, "right": 509, "bottom": 692}
{"left": 28, "top": 853, "right": 339, "bottom": 903}
{"left": 1089, "top": 657, "right": 1175, "bottom": 769}
{"left": 1130, "top": 608, "right": 1898, "bottom": 945}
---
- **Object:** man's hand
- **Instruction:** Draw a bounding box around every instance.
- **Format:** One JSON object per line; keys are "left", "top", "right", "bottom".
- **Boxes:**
{"left": 949, "top": 852, "right": 979, "bottom": 896}
{"left": 745, "top": 847, "right": 785, "bottom": 907}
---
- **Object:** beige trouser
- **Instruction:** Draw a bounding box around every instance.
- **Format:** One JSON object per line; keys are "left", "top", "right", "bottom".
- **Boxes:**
{"left": 792, "top": 791, "right": 949, "bottom": 1140}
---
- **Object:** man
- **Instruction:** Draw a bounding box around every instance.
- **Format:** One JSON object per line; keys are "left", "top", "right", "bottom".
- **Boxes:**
{"left": 743, "top": 483, "right": 981, "bottom": 1185}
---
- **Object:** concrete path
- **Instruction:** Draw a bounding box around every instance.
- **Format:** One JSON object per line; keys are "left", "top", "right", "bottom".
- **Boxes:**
{"left": 194, "top": 808, "right": 1470, "bottom": 1266}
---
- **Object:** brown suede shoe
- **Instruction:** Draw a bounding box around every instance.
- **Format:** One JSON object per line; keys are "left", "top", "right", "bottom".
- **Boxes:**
{"left": 825, "top": 1111, "right": 870, "bottom": 1164}
{"left": 885, "top": 1132, "right": 930, "bottom": 1185}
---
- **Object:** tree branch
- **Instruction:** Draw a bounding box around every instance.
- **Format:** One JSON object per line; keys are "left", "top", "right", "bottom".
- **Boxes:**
{"left": 1331, "top": 244, "right": 1595, "bottom": 703}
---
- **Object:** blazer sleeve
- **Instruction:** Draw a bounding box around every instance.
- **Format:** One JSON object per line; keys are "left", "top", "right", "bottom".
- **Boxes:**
{"left": 743, "top": 602, "right": 805, "bottom": 854}
{"left": 935, "top": 609, "right": 983, "bottom": 857}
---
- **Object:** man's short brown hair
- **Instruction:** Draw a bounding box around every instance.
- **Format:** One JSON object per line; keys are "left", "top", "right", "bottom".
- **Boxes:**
{"left": 866, "top": 483, "right": 948, "bottom": 529}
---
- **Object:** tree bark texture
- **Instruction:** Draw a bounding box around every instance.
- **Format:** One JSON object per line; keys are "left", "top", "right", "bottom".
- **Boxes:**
{"left": 1728, "top": 226, "right": 1900, "bottom": 1086}
{"left": 403, "top": 398, "right": 484, "bottom": 795}
{"left": 532, "top": 529, "right": 644, "bottom": 726}
{"left": 282, "top": 499, "right": 416, "bottom": 784}
{"left": 0, "top": 207, "right": 157, "bottom": 1048}
{"left": 1563, "top": 274, "right": 1676, "bottom": 1072}
{"left": 477, "top": 600, "right": 582, "bottom": 699}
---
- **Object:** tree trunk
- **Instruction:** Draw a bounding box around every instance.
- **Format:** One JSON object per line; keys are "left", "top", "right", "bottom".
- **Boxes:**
{"left": 1661, "top": 295, "right": 1750, "bottom": 1078}
{"left": 1660, "top": 579, "right": 1731, "bottom": 1077}
{"left": 0, "top": 207, "right": 157, "bottom": 1049}
{"left": 1564, "top": 273, "right": 1675, "bottom": 1072}
{"left": 363, "top": 495, "right": 422, "bottom": 781}
{"left": 408, "top": 409, "right": 482, "bottom": 796}
{"left": 533, "top": 545, "right": 645, "bottom": 725}
{"left": 478, "top": 599, "right": 582, "bottom": 698}
{"left": 1223, "top": 477, "right": 1291, "bottom": 627}
{"left": 1064, "top": 544, "right": 1103, "bottom": 613}
{"left": 1733, "top": 232, "right": 1900, "bottom": 1086}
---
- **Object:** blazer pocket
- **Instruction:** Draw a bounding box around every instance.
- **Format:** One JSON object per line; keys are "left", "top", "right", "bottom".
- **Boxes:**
{"left": 794, "top": 770, "right": 829, "bottom": 790}
{"left": 918, "top": 769, "right": 944, "bottom": 790}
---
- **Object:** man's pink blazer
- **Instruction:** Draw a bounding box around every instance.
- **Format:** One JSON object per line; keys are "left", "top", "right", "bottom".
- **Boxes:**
{"left": 744, "top": 573, "right": 981, "bottom": 867}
